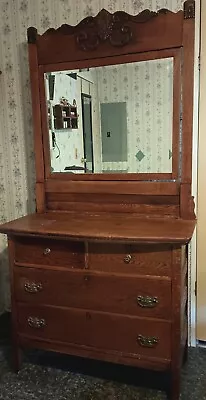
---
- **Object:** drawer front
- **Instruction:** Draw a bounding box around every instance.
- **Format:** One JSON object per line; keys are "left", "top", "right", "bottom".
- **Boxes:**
{"left": 14, "top": 237, "right": 85, "bottom": 268}
{"left": 14, "top": 268, "right": 171, "bottom": 319}
{"left": 88, "top": 243, "right": 171, "bottom": 276}
{"left": 17, "top": 304, "right": 171, "bottom": 360}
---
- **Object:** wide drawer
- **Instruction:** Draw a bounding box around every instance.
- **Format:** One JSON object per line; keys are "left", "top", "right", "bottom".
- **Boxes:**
{"left": 88, "top": 243, "right": 172, "bottom": 276}
{"left": 14, "top": 237, "right": 85, "bottom": 269}
{"left": 14, "top": 268, "right": 171, "bottom": 319}
{"left": 17, "top": 304, "right": 171, "bottom": 360}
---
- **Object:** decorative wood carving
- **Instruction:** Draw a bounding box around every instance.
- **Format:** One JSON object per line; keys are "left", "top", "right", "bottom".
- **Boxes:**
{"left": 75, "top": 9, "right": 173, "bottom": 51}
{"left": 27, "top": 27, "right": 38, "bottom": 44}
{"left": 189, "top": 196, "right": 196, "bottom": 219}
{"left": 27, "top": 7, "right": 175, "bottom": 49}
{"left": 76, "top": 10, "right": 133, "bottom": 51}
{"left": 184, "top": 0, "right": 195, "bottom": 19}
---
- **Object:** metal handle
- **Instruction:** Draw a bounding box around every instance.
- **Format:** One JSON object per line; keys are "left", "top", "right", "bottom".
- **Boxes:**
{"left": 136, "top": 295, "right": 159, "bottom": 308}
{"left": 27, "top": 316, "right": 46, "bottom": 329}
{"left": 43, "top": 248, "right": 51, "bottom": 255}
{"left": 137, "top": 334, "right": 159, "bottom": 348}
{"left": 124, "top": 254, "right": 132, "bottom": 264}
{"left": 24, "top": 282, "right": 43, "bottom": 294}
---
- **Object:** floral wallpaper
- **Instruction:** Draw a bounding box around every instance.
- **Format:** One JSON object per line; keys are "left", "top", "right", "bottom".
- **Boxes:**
{"left": 96, "top": 58, "right": 173, "bottom": 173}
{"left": 0, "top": 0, "right": 185, "bottom": 313}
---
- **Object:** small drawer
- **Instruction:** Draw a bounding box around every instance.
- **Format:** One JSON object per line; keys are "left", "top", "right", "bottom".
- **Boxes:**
{"left": 88, "top": 243, "right": 171, "bottom": 276}
{"left": 14, "top": 237, "right": 85, "bottom": 269}
{"left": 17, "top": 304, "right": 171, "bottom": 360}
{"left": 14, "top": 268, "right": 172, "bottom": 319}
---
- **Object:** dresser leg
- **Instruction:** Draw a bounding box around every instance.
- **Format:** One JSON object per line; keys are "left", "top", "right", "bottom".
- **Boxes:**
{"left": 167, "top": 369, "right": 181, "bottom": 400}
{"left": 12, "top": 345, "right": 22, "bottom": 373}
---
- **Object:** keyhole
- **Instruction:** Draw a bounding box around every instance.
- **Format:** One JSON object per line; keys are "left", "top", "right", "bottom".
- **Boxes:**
{"left": 86, "top": 312, "right": 91, "bottom": 320}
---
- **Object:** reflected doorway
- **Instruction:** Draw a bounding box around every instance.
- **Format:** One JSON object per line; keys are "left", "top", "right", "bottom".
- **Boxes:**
{"left": 81, "top": 93, "right": 94, "bottom": 173}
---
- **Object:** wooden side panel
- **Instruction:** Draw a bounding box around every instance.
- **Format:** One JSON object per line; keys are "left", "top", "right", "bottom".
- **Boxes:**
{"left": 170, "top": 246, "right": 183, "bottom": 399}
{"left": 180, "top": 183, "right": 196, "bottom": 220}
{"left": 28, "top": 43, "right": 45, "bottom": 212}
{"left": 181, "top": 16, "right": 195, "bottom": 183}
{"left": 8, "top": 237, "right": 21, "bottom": 371}
{"left": 172, "top": 49, "right": 182, "bottom": 179}
{"left": 35, "top": 183, "right": 45, "bottom": 213}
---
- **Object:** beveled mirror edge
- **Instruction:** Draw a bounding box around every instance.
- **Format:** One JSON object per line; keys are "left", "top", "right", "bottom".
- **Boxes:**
{"left": 39, "top": 49, "right": 180, "bottom": 181}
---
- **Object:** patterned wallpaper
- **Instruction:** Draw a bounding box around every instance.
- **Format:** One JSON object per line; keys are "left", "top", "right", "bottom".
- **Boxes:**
{"left": 0, "top": 0, "right": 185, "bottom": 313}
{"left": 96, "top": 59, "right": 173, "bottom": 173}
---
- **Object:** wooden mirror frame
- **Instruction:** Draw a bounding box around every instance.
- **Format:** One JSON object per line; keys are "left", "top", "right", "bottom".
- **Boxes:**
{"left": 27, "top": 0, "right": 195, "bottom": 219}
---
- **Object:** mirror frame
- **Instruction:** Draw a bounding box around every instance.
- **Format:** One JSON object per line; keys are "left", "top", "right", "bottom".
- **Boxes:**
{"left": 40, "top": 50, "right": 180, "bottom": 180}
{"left": 27, "top": 0, "right": 195, "bottom": 218}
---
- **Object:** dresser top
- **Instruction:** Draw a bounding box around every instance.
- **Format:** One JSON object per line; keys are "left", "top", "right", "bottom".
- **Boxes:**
{"left": 0, "top": 212, "right": 196, "bottom": 244}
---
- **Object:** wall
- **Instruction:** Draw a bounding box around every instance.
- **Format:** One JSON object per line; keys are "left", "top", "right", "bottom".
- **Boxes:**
{"left": 197, "top": 0, "right": 206, "bottom": 341}
{"left": 97, "top": 59, "right": 173, "bottom": 173}
{"left": 0, "top": 0, "right": 185, "bottom": 313}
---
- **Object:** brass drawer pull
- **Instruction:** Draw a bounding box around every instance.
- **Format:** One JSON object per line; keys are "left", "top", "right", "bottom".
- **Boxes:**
{"left": 137, "top": 295, "right": 159, "bottom": 308}
{"left": 124, "top": 254, "right": 132, "bottom": 264}
{"left": 43, "top": 248, "right": 51, "bottom": 255}
{"left": 137, "top": 334, "right": 159, "bottom": 348}
{"left": 27, "top": 316, "right": 46, "bottom": 329}
{"left": 24, "top": 282, "right": 43, "bottom": 293}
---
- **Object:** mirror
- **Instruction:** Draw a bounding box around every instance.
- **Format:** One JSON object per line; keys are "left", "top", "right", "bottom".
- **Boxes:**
{"left": 45, "top": 57, "right": 174, "bottom": 174}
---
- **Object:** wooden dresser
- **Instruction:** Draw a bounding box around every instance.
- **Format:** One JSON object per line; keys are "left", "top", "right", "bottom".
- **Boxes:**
{"left": 0, "top": 2, "right": 196, "bottom": 399}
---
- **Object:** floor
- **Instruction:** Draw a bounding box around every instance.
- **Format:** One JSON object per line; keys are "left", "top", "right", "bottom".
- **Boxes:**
{"left": 0, "top": 346, "right": 205, "bottom": 399}
{"left": 0, "top": 314, "right": 205, "bottom": 399}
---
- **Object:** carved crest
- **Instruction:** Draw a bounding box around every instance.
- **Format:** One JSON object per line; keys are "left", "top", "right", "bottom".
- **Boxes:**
{"left": 184, "top": 0, "right": 195, "bottom": 19}
{"left": 76, "top": 10, "right": 132, "bottom": 51}
{"left": 27, "top": 6, "right": 188, "bottom": 49}
{"left": 75, "top": 9, "right": 172, "bottom": 51}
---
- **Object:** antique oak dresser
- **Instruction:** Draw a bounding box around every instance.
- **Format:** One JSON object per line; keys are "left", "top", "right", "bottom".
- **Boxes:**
{"left": 0, "top": 1, "right": 196, "bottom": 399}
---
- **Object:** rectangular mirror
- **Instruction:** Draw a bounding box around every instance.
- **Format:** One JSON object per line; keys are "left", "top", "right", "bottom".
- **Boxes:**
{"left": 45, "top": 57, "right": 174, "bottom": 174}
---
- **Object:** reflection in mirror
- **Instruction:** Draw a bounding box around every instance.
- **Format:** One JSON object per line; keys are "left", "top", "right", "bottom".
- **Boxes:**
{"left": 45, "top": 58, "right": 174, "bottom": 174}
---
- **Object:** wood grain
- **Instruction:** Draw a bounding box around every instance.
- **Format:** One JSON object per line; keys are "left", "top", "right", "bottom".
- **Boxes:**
{"left": 88, "top": 242, "right": 172, "bottom": 277}
{"left": 45, "top": 180, "right": 179, "bottom": 196}
{"left": 14, "top": 236, "right": 85, "bottom": 268}
{"left": 35, "top": 183, "right": 45, "bottom": 213}
{"left": 17, "top": 304, "right": 171, "bottom": 360}
{"left": 18, "top": 334, "right": 170, "bottom": 370}
{"left": 28, "top": 44, "right": 44, "bottom": 183}
{"left": 181, "top": 16, "right": 195, "bottom": 183}
{"left": 46, "top": 193, "right": 180, "bottom": 216}
{"left": 0, "top": 212, "right": 196, "bottom": 244}
{"left": 14, "top": 267, "right": 172, "bottom": 319}
{"left": 36, "top": 11, "right": 183, "bottom": 65}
